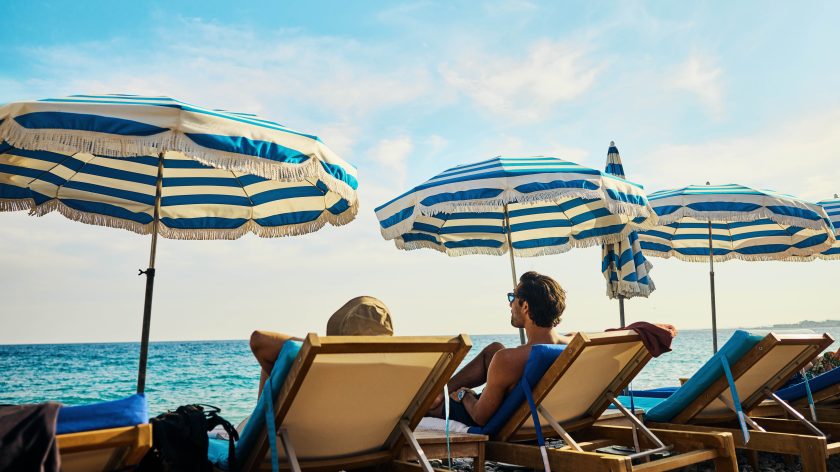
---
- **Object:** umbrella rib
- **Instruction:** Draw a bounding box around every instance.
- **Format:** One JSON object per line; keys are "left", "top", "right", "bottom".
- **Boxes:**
{"left": 19, "top": 151, "right": 81, "bottom": 192}
{"left": 41, "top": 153, "right": 96, "bottom": 200}
{"left": 230, "top": 170, "right": 257, "bottom": 221}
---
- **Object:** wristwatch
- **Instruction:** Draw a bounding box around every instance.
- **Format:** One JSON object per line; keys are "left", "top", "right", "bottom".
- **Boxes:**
{"left": 457, "top": 389, "right": 467, "bottom": 401}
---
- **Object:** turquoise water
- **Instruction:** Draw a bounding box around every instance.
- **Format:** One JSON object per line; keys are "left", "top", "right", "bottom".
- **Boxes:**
{"left": 2, "top": 328, "right": 839, "bottom": 426}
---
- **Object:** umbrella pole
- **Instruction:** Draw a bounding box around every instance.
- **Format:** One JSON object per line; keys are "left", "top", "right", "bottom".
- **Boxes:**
{"left": 619, "top": 296, "right": 626, "bottom": 328}
{"left": 608, "top": 244, "right": 627, "bottom": 328}
{"left": 503, "top": 204, "right": 525, "bottom": 345}
{"left": 137, "top": 152, "right": 165, "bottom": 394}
{"left": 708, "top": 221, "right": 718, "bottom": 353}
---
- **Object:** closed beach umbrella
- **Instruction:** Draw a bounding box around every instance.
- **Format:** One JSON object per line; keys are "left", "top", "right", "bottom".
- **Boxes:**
{"left": 600, "top": 142, "right": 655, "bottom": 327}
{"left": 0, "top": 94, "right": 359, "bottom": 392}
{"left": 375, "top": 156, "right": 657, "bottom": 343}
{"left": 638, "top": 183, "right": 835, "bottom": 352}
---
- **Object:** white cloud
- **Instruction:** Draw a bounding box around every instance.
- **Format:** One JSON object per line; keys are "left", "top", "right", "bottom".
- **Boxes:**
{"left": 638, "top": 108, "right": 840, "bottom": 200}
{"left": 13, "top": 18, "right": 434, "bottom": 124}
{"left": 667, "top": 53, "right": 724, "bottom": 118}
{"left": 368, "top": 136, "right": 414, "bottom": 187}
{"left": 483, "top": 0, "right": 538, "bottom": 15}
{"left": 424, "top": 135, "right": 449, "bottom": 155}
{"left": 440, "top": 39, "right": 603, "bottom": 121}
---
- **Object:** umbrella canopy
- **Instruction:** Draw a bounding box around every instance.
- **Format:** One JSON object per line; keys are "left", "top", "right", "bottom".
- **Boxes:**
{"left": 816, "top": 195, "right": 840, "bottom": 259}
{"left": 0, "top": 145, "right": 356, "bottom": 238}
{"left": 599, "top": 142, "right": 655, "bottom": 327}
{"left": 786, "top": 195, "right": 840, "bottom": 261}
{"left": 0, "top": 94, "right": 359, "bottom": 392}
{"left": 376, "top": 156, "right": 657, "bottom": 256}
{"left": 639, "top": 184, "right": 834, "bottom": 262}
{"left": 376, "top": 156, "right": 657, "bottom": 343}
{"left": 637, "top": 183, "right": 835, "bottom": 352}
{"left": 0, "top": 95, "right": 357, "bottom": 200}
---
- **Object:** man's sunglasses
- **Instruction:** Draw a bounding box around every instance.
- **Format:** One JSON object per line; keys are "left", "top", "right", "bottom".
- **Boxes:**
{"left": 507, "top": 292, "right": 516, "bottom": 303}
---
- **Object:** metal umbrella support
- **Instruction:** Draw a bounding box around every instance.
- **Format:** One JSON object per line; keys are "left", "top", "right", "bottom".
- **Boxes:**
{"left": 503, "top": 203, "right": 526, "bottom": 345}
{"left": 136, "top": 152, "right": 165, "bottom": 394}
{"left": 707, "top": 220, "right": 718, "bottom": 353}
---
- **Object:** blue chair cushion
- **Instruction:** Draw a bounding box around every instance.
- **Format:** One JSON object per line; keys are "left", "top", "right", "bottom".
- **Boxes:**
{"left": 776, "top": 365, "right": 840, "bottom": 402}
{"left": 644, "top": 330, "right": 764, "bottom": 423}
{"left": 209, "top": 340, "right": 302, "bottom": 470}
{"left": 56, "top": 394, "right": 148, "bottom": 435}
{"left": 610, "top": 395, "right": 668, "bottom": 411}
{"left": 467, "top": 344, "right": 566, "bottom": 437}
{"left": 630, "top": 387, "right": 679, "bottom": 398}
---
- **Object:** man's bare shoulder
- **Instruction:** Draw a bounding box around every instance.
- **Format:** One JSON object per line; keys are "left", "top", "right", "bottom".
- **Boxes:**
{"left": 491, "top": 345, "right": 532, "bottom": 371}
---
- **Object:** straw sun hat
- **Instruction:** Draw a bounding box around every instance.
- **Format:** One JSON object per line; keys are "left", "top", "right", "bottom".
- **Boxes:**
{"left": 326, "top": 296, "right": 394, "bottom": 336}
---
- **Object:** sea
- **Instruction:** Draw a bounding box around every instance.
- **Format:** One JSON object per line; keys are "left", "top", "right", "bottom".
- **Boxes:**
{"left": 3, "top": 328, "right": 840, "bottom": 426}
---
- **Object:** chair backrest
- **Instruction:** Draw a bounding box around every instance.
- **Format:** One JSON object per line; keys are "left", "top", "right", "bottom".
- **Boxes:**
{"left": 665, "top": 332, "right": 833, "bottom": 424}
{"left": 495, "top": 330, "right": 651, "bottom": 441}
{"left": 778, "top": 363, "right": 840, "bottom": 406}
{"left": 241, "top": 333, "right": 471, "bottom": 471}
{"left": 57, "top": 425, "right": 152, "bottom": 472}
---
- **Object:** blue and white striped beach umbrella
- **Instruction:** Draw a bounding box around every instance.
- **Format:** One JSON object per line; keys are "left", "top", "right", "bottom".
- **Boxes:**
{"left": 0, "top": 94, "right": 359, "bottom": 392}
{"left": 376, "top": 156, "right": 657, "bottom": 256}
{"left": 816, "top": 195, "right": 840, "bottom": 259}
{"left": 0, "top": 144, "right": 356, "bottom": 238}
{"left": 376, "top": 156, "right": 657, "bottom": 343}
{"left": 637, "top": 183, "right": 835, "bottom": 352}
{"left": 600, "top": 142, "right": 655, "bottom": 327}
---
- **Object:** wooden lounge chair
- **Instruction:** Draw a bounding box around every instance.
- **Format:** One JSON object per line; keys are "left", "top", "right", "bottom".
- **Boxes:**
{"left": 57, "top": 424, "right": 152, "bottom": 472}
{"left": 636, "top": 330, "right": 839, "bottom": 472}
{"left": 53, "top": 393, "right": 152, "bottom": 472}
{"left": 227, "top": 333, "right": 476, "bottom": 471}
{"left": 749, "top": 363, "right": 840, "bottom": 422}
{"left": 476, "top": 330, "right": 739, "bottom": 471}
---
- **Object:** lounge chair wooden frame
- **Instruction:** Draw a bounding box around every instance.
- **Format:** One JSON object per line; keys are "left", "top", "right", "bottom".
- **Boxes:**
{"left": 239, "top": 333, "right": 473, "bottom": 472}
{"left": 751, "top": 364, "right": 840, "bottom": 423}
{"left": 56, "top": 424, "right": 152, "bottom": 472}
{"left": 485, "top": 330, "right": 739, "bottom": 472}
{"left": 647, "top": 332, "right": 840, "bottom": 472}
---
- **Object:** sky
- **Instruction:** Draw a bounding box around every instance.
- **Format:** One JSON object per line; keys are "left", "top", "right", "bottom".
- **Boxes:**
{"left": 0, "top": 1, "right": 838, "bottom": 344}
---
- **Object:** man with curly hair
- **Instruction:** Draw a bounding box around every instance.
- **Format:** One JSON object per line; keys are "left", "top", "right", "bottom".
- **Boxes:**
{"left": 427, "top": 271, "right": 571, "bottom": 427}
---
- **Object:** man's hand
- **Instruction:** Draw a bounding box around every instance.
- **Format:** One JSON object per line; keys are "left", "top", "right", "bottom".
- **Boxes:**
{"left": 450, "top": 387, "right": 475, "bottom": 403}
{"left": 655, "top": 323, "right": 678, "bottom": 338}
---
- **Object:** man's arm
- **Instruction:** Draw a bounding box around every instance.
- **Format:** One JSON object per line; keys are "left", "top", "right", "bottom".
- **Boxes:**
{"left": 459, "top": 351, "right": 521, "bottom": 425}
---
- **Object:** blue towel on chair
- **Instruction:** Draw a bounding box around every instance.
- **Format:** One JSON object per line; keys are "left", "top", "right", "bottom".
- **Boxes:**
{"left": 644, "top": 330, "right": 764, "bottom": 423}
{"left": 56, "top": 394, "right": 148, "bottom": 435}
{"left": 208, "top": 340, "right": 302, "bottom": 471}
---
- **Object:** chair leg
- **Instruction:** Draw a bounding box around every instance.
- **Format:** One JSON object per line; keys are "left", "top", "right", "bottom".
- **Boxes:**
{"left": 746, "top": 449, "right": 759, "bottom": 471}
{"left": 473, "top": 444, "right": 485, "bottom": 472}
{"left": 797, "top": 437, "right": 828, "bottom": 472}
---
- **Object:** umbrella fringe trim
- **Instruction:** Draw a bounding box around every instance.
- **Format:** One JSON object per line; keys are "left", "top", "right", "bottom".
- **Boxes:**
{"left": 655, "top": 207, "right": 831, "bottom": 231}
{"left": 393, "top": 226, "right": 635, "bottom": 257}
{"left": 606, "top": 280, "right": 656, "bottom": 300}
{"left": 381, "top": 192, "right": 655, "bottom": 241}
{"left": 22, "top": 199, "right": 358, "bottom": 240}
{"left": 782, "top": 252, "right": 840, "bottom": 262}
{"left": 642, "top": 247, "right": 829, "bottom": 263}
{"left": 0, "top": 122, "right": 359, "bottom": 205}
{"left": 413, "top": 188, "right": 653, "bottom": 218}
{"left": 0, "top": 199, "right": 35, "bottom": 212}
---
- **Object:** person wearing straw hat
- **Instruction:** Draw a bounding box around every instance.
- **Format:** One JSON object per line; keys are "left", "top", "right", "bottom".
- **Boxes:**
{"left": 249, "top": 296, "right": 394, "bottom": 396}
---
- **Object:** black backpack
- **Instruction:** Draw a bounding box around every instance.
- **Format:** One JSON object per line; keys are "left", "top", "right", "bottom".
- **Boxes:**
{"left": 139, "top": 404, "right": 239, "bottom": 472}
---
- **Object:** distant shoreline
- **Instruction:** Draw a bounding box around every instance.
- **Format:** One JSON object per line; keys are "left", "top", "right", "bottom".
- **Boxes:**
{"left": 739, "top": 320, "right": 840, "bottom": 330}
{"left": 5, "top": 324, "right": 840, "bottom": 347}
